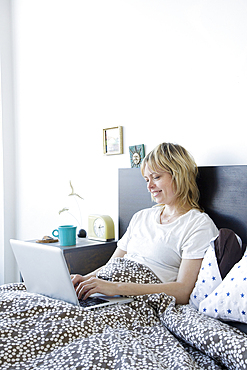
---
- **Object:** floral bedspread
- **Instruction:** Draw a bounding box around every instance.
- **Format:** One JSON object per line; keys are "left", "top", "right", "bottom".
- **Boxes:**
{"left": 0, "top": 258, "right": 246, "bottom": 369}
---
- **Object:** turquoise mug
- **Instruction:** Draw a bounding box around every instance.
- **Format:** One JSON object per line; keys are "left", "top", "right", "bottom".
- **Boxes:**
{"left": 52, "top": 225, "right": 77, "bottom": 246}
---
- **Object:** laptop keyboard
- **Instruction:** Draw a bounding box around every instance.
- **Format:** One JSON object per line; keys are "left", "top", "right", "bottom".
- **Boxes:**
{"left": 79, "top": 296, "right": 108, "bottom": 308}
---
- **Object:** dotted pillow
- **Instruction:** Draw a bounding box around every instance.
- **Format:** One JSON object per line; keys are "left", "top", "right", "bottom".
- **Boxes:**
{"left": 189, "top": 239, "right": 222, "bottom": 309}
{"left": 199, "top": 250, "right": 247, "bottom": 323}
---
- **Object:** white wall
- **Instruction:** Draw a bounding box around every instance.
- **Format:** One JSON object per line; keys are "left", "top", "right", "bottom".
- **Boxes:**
{"left": 0, "top": 0, "right": 17, "bottom": 284}
{"left": 2, "top": 0, "right": 247, "bottom": 283}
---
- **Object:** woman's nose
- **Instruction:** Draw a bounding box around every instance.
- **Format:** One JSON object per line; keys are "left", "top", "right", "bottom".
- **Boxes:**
{"left": 147, "top": 179, "right": 154, "bottom": 191}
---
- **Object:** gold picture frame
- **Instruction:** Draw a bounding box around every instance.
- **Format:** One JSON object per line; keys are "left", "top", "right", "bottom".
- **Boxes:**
{"left": 103, "top": 126, "right": 123, "bottom": 155}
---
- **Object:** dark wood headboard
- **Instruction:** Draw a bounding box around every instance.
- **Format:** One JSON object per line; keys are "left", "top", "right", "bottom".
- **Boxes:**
{"left": 118, "top": 165, "right": 247, "bottom": 243}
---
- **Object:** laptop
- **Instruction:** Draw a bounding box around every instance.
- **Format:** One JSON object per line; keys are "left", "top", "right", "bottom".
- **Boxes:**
{"left": 10, "top": 239, "right": 133, "bottom": 310}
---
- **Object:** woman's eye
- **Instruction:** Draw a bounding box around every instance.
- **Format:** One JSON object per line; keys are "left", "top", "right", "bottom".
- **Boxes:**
{"left": 153, "top": 176, "right": 160, "bottom": 180}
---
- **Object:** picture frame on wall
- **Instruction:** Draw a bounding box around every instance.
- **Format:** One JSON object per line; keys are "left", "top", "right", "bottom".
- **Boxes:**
{"left": 103, "top": 126, "right": 123, "bottom": 155}
{"left": 129, "top": 144, "right": 145, "bottom": 168}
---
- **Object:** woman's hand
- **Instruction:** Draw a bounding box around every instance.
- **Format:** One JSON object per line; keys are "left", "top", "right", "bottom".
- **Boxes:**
{"left": 71, "top": 274, "right": 118, "bottom": 300}
{"left": 70, "top": 248, "right": 127, "bottom": 300}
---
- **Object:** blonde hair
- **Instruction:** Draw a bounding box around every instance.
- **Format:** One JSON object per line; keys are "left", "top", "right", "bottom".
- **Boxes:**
{"left": 141, "top": 143, "right": 202, "bottom": 211}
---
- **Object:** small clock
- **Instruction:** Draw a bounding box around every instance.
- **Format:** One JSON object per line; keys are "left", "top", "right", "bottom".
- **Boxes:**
{"left": 88, "top": 214, "right": 115, "bottom": 241}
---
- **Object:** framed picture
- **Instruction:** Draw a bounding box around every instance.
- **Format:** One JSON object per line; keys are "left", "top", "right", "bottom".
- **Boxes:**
{"left": 129, "top": 144, "right": 145, "bottom": 168}
{"left": 103, "top": 126, "right": 123, "bottom": 155}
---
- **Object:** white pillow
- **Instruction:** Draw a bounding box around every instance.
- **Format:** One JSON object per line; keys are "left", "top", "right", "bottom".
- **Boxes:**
{"left": 199, "top": 249, "right": 247, "bottom": 323}
{"left": 189, "top": 238, "right": 222, "bottom": 309}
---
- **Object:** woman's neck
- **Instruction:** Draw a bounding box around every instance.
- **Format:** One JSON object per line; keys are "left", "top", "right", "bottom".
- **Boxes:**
{"left": 160, "top": 204, "right": 191, "bottom": 224}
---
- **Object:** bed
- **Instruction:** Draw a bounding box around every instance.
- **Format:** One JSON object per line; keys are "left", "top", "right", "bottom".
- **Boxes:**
{"left": 1, "top": 165, "right": 247, "bottom": 369}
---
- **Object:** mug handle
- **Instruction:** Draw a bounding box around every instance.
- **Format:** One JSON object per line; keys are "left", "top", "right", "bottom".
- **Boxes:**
{"left": 52, "top": 229, "right": 59, "bottom": 238}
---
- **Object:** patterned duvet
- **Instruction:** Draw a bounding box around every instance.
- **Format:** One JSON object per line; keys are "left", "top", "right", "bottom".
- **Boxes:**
{"left": 0, "top": 258, "right": 246, "bottom": 369}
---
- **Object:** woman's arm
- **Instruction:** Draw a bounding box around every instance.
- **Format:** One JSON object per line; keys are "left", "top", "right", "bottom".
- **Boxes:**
{"left": 74, "top": 258, "right": 203, "bottom": 304}
{"left": 109, "top": 246, "right": 127, "bottom": 259}
{"left": 71, "top": 247, "right": 126, "bottom": 284}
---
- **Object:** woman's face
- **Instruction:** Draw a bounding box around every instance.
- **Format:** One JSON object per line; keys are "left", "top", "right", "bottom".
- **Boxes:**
{"left": 143, "top": 165, "right": 177, "bottom": 206}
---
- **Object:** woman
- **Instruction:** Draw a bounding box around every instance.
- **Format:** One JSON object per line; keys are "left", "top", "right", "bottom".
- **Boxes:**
{"left": 72, "top": 143, "right": 218, "bottom": 304}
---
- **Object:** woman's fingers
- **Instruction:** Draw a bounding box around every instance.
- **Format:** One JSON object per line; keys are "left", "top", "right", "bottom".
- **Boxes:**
{"left": 71, "top": 274, "right": 86, "bottom": 289}
{"left": 76, "top": 277, "right": 96, "bottom": 299}
{"left": 75, "top": 277, "right": 116, "bottom": 299}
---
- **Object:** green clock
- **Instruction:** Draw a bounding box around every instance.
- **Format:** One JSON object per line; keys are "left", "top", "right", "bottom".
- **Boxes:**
{"left": 88, "top": 214, "right": 115, "bottom": 241}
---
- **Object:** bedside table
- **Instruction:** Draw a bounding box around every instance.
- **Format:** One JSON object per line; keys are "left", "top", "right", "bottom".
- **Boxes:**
{"left": 53, "top": 238, "right": 117, "bottom": 275}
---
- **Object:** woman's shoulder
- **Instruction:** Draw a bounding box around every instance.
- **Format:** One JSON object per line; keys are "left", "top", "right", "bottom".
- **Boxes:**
{"left": 132, "top": 205, "right": 160, "bottom": 220}
{"left": 188, "top": 208, "right": 211, "bottom": 219}
{"left": 185, "top": 209, "right": 218, "bottom": 228}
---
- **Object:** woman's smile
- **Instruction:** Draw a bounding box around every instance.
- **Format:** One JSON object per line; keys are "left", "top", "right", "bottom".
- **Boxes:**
{"left": 151, "top": 190, "right": 162, "bottom": 198}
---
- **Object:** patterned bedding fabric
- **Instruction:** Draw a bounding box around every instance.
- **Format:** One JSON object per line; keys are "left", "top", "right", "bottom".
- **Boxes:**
{"left": 0, "top": 258, "right": 247, "bottom": 370}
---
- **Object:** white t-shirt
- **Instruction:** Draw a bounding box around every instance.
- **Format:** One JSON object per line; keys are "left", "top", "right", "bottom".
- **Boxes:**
{"left": 117, "top": 207, "right": 218, "bottom": 283}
